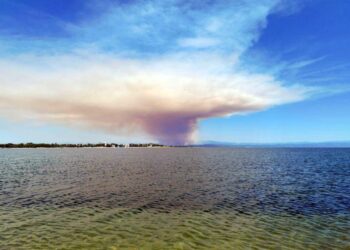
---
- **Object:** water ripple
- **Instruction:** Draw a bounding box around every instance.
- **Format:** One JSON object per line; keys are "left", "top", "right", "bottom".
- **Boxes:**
{"left": 0, "top": 148, "right": 349, "bottom": 249}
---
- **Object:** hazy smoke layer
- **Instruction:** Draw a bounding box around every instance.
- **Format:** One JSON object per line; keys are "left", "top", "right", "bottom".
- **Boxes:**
{"left": 0, "top": 54, "right": 309, "bottom": 144}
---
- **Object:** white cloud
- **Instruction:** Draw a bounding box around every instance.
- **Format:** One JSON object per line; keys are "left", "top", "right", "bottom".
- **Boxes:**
{"left": 178, "top": 37, "right": 220, "bottom": 48}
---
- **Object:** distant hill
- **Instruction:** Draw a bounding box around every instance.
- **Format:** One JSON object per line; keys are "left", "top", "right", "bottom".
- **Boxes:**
{"left": 197, "top": 141, "right": 350, "bottom": 148}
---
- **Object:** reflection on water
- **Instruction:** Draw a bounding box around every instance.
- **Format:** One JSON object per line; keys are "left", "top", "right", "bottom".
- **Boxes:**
{"left": 0, "top": 148, "right": 349, "bottom": 249}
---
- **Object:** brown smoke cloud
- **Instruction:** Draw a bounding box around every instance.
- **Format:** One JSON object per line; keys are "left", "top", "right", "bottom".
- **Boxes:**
{"left": 0, "top": 54, "right": 310, "bottom": 145}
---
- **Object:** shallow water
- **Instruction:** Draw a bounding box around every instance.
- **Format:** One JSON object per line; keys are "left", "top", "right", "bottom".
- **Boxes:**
{"left": 0, "top": 148, "right": 349, "bottom": 249}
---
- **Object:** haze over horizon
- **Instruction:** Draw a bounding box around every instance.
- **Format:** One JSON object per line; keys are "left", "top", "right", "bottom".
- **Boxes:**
{"left": 0, "top": 0, "right": 349, "bottom": 145}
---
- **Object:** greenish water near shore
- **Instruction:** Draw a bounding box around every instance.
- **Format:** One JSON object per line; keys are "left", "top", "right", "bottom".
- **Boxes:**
{"left": 1, "top": 207, "right": 348, "bottom": 249}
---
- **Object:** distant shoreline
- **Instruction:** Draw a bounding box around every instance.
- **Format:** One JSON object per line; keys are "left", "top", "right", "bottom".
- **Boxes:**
{"left": 0, "top": 143, "right": 350, "bottom": 149}
{"left": 0, "top": 143, "right": 168, "bottom": 149}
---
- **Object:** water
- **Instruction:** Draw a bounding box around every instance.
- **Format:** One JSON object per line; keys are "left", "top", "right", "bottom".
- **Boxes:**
{"left": 0, "top": 148, "right": 349, "bottom": 249}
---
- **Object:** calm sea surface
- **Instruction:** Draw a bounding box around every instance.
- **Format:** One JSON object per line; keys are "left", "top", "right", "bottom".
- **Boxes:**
{"left": 0, "top": 148, "right": 349, "bottom": 249}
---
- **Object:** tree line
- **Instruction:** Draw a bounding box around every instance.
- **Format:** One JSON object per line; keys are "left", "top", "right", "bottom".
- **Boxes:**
{"left": 0, "top": 143, "right": 166, "bottom": 148}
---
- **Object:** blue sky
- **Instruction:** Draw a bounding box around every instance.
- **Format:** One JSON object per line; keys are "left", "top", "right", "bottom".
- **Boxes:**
{"left": 0, "top": 0, "right": 349, "bottom": 144}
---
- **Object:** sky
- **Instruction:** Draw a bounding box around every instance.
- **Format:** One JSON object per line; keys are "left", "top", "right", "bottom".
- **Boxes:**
{"left": 0, "top": 0, "right": 349, "bottom": 144}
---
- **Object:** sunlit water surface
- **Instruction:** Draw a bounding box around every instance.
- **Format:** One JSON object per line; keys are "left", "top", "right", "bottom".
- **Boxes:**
{"left": 0, "top": 148, "right": 349, "bottom": 249}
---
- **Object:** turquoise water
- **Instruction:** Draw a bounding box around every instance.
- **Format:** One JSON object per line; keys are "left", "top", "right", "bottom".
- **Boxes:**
{"left": 0, "top": 148, "right": 349, "bottom": 249}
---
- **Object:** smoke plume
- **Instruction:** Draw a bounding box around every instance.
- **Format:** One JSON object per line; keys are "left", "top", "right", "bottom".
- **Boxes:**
{"left": 0, "top": 54, "right": 309, "bottom": 144}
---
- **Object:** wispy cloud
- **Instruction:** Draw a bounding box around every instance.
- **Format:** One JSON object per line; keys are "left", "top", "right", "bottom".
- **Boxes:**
{"left": 287, "top": 57, "right": 326, "bottom": 70}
